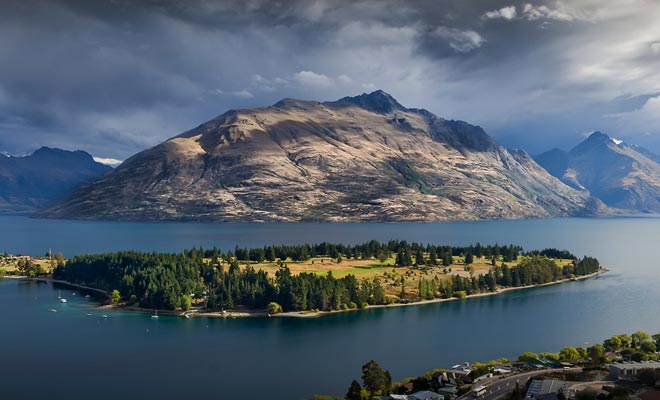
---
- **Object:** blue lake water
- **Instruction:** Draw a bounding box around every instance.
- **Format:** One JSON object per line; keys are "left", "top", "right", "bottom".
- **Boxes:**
{"left": 1, "top": 215, "right": 659, "bottom": 399}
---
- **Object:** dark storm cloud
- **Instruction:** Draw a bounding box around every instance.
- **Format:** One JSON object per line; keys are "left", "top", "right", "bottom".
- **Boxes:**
{"left": 1, "top": 0, "right": 660, "bottom": 160}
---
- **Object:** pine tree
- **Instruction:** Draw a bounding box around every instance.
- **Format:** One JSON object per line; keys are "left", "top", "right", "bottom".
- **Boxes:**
{"left": 266, "top": 246, "right": 276, "bottom": 262}
{"left": 362, "top": 360, "right": 390, "bottom": 396}
{"left": 465, "top": 249, "right": 474, "bottom": 265}
{"left": 429, "top": 247, "right": 438, "bottom": 265}
{"left": 415, "top": 248, "right": 424, "bottom": 266}
{"left": 346, "top": 380, "right": 362, "bottom": 400}
{"left": 442, "top": 251, "right": 452, "bottom": 267}
{"left": 396, "top": 247, "right": 412, "bottom": 267}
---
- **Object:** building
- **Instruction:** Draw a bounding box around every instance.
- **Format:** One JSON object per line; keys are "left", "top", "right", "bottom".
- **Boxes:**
{"left": 493, "top": 364, "right": 514, "bottom": 375}
{"left": 436, "top": 385, "right": 458, "bottom": 399}
{"left": 523, "top": 357, "right": 562, "bottom": 369}
{"left": 377, "top": 392, "right": 443, "bottom": 400}
{"left": 409, "top": 391, "right": 444, "bottom": 400}
{"left": 525, "top": 379, "right": 569, "bottom": 400}
{"left": 448, "top": 363, "right": 477, "bottom": 384}
{"left": 609, "top": 361, "right": 660, "bottom": 380}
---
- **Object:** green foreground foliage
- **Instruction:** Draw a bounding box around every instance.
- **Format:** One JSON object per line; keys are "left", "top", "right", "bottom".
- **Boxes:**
{"left": 314, "top": 330, "right": 660, "bottom": 400}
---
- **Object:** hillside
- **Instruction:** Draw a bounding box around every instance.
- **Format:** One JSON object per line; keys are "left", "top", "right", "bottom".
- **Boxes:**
{"left": 536, "top": 132, "right": 660, "bottom": 212}
{"left": 40, "top": 91, "right": 604, "bottom": 221}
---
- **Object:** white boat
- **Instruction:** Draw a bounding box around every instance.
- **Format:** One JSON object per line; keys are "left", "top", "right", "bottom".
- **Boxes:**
{"left": 60, "top": 298, "right": 67, "bottom": 303}
{"left": 102, "top": 315, "right": 108, "bottom": 318}
{"left": 151, "top": 309, "right": 159, "bottom": 319}
{"left": 58, "top": 290, "right": 61, "bottom": 299}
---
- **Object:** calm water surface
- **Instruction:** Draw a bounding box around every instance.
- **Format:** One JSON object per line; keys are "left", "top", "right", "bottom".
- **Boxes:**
{"left": 1, "top": 216, "right": 659, "bottom": 400}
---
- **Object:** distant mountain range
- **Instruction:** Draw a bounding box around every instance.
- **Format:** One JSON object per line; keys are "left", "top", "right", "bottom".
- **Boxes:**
{"left": 535, "top": 132, "right": 660, "bottom": 213}
{"left": 0, "top": 147, "right": 112, "bottom": 213}
{"left": 38, "top": 90, "right": 605, "bottom": 222}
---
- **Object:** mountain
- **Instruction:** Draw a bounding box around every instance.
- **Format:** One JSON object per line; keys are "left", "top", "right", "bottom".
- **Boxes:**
{"left": 0, "top": 147, "right": 113, "bottom": 213}
{"left": 535, "top": 132, "right": 660, "bottom": 212}
{"left": 40, "top": 90, "right": 604, "bottom": 222}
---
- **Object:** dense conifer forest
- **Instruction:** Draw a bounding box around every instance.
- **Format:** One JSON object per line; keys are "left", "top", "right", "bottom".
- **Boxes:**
{"left": 54, "top": 241, "right": 601, "bottom": 312}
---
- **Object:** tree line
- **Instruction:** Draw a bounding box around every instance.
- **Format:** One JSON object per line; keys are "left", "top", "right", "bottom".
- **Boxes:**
{"left": 215, "top": 241, "right": 524, "bottom": 266}
{"left": 53, "top": 241, "right": 599, "bottom": 312}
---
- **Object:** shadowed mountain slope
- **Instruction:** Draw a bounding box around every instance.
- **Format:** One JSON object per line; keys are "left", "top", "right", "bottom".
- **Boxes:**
{"left": 536, "top": 132, "right": 660, "bottom": 212}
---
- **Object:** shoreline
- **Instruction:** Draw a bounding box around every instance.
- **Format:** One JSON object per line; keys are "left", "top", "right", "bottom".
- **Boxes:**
{"left": 133, "top": 268, "right": 609, "bottom": 319}
{"left": 269, "top": 267, "right": 608, "bottom": 318}
{"left": 6, "top": 268, "right": 607, "bottom": 319}
{"left": 33, "top": 277, "right": 110, "bottom": 298}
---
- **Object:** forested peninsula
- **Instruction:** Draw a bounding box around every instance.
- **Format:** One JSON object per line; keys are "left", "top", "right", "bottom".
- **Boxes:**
{"left": 49, "top": 241, "right": 604, "bottom": 317}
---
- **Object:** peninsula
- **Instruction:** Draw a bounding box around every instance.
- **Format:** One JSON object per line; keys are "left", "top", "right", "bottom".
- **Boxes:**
{"left": 10, "top": 241, "right": 604, "bottom": 318}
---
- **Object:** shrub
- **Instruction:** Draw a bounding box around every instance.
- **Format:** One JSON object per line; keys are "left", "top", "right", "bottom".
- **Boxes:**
{"left": 267, "top": 302, "right": 283, "bottom": 315}
{"left": 110, "top": 289, "right": 121, "bottom": 305}
{"left": 179, "top": 295, "right": 192, "bottom": 311}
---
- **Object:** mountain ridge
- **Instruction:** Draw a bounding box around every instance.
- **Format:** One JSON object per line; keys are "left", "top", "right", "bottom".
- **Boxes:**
{"left": 0, "top": 147, "right": 112, "bottom": 213}
{"left": 535, "top": 131, "right": 660, "bottom": 212}
{"left": 40, "top": 91, "right": 606, "bottom": 222}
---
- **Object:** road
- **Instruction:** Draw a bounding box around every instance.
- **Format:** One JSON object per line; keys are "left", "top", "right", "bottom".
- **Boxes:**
{"left": 457, "top": 368, "right": 579, "bottom": 400}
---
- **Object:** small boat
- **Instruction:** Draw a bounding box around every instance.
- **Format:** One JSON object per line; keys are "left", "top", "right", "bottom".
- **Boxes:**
{"left": 84, "top": 295, "right": 91, "bottom": 298}
{"left": 58, "top": 290, "right": 61, "bottom": 299}
{"left": 86, "top": 313, "right": 93, "bottom": 316}
{"left": 102, "top": 315, "right": 108, "bottom": 319}
{"left": 60, "top": 298, "right": 67, "bottom": 303}
{"left": 151, "top": 309, "right": 159, "bottom": 319}
{"left": 49, "top": 309, "right": 57, "bottom": 313}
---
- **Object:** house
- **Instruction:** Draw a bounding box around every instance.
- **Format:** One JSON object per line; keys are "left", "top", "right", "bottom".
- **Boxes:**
{"left": 609, "top": 361, "right": 660, "bottom": 380}
{"left": 409, "top": 391, "right": 444, "bottom": 400}
{"left": 523, "top": 357, "right": 561, "bottom": 369}
{"left": 493, "top": 364, "right": 514, "bottom": 375}
{"left": 436, "top": 385, "right": 458, "bottom": 399}
{"left": 525, "top": 379, "right": 569, "bottom": 400}
{"left": 448, "top": 363, "right": 477, "bottom": 384}
{"left": 376, "top": 392, "right": 443, "bottom": 400}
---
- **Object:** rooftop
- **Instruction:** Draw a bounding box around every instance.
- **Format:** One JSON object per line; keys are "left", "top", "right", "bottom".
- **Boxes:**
{"left": 610, "top": 361, "right": 660, "bottom": 370}
{"left": 525, "top": 379, "right": 569, "bottom": 400}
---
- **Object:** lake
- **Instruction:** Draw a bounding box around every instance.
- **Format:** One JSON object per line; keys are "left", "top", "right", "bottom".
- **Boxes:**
{"left": 1, "top": 215, "right": 659, "bottom": 400}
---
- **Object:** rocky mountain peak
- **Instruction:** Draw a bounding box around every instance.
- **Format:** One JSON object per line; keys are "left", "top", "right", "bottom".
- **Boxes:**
{"left": 587, "top": 131, "right": 610, "bottom": 141}
{"left": 535, "top": 131, "right": 660, "bottom": 212}
{"left": 571, "top": 131, "right": 615, "bottom": 155}
{"left": 272, "top": 98, "right": 318, "bottom": 110}
{"left": 331, "top": 89, "right": 405, "bottom": 114}
{"left": 31, "top": 146, "right": 94, "bottom": 162}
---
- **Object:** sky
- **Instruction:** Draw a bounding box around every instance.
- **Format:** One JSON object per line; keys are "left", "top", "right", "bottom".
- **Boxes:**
{"left": 2, "top": 0, "right": 660, "bottom": 162}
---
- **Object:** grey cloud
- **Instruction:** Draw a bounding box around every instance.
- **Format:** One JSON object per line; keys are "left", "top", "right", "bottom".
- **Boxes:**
{"left": 1, "top": 0, "right": 660, "bottom": 159}
{"left": 430, "top": 27, "right": 484, "bottom": 53}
